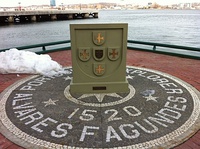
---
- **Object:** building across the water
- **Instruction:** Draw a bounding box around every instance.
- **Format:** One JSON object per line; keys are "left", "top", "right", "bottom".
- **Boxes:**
{"left": 50, "top": 0, "right": 56, "bottom": 6}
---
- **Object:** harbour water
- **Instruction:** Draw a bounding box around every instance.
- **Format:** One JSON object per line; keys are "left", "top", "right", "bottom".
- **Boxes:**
{"left": 0, "top": 9, "right": 200, "bottom": 49}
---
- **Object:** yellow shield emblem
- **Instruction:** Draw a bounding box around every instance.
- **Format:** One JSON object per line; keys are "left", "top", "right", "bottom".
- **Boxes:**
{"left": 93, "top": 31, "right": 105, "bottom": 46}
{"left": 93, "top": 63, "right": 105, "bottom": 76}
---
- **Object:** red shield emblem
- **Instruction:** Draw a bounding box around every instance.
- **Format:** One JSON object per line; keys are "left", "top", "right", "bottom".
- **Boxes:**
{"left": 108, "top": 47, "right": 120, "bottom": 61}
{"left": 78, "top": 48, "right": 90, "bottom": 61}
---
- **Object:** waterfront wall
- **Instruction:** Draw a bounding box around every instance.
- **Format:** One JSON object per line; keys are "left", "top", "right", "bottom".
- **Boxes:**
{"left": 0, "top": 10, "right": 98, "bottom": 23}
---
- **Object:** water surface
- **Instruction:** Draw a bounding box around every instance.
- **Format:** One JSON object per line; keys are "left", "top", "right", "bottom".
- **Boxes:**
{"left": 0, "top": 9, "right": 200, "bottom": 49}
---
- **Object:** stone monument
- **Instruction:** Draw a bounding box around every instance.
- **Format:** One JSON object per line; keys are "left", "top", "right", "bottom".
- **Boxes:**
{"left": 70, "top": 23, "right": 129, "bottom": 93}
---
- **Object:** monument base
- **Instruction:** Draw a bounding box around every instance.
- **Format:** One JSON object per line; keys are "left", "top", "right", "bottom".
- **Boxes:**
{"left": 70, "top": 80, "right": 129, "bottom": 94}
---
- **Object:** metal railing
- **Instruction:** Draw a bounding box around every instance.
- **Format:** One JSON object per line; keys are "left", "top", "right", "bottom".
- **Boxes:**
{"left": 0, "top": 40, "right": 200, "bottom": 59}
{"left": 0, "top": 40, "right": 71, "bottom": 54}
{"left": 127, "top": 40, "right": 200, "bottom": 59}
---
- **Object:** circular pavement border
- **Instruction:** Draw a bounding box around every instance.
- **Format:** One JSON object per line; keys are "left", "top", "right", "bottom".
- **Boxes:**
{"left": 0, "top": 66, "right": 200, "bottom": 149}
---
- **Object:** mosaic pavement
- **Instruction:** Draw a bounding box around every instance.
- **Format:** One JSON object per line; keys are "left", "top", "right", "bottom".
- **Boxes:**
{"left": 0, "top": 66, "right": 200, "bottom": 149}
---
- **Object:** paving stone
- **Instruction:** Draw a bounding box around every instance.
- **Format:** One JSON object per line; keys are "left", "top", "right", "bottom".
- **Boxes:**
{"left": 0, "top": 50, "right": 200, "bottom": 149}
{"left": 0, "top": 66, "right": 199, "bottom": 149}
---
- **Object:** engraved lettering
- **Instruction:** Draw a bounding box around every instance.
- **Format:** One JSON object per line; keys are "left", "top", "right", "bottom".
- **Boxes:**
{"left": 134, "top": 119, "right": 158, "bottom": 133}
{"left": 105, "top": 109, "right": 122, "bottom": 122}
{"left": 130, "top": 70, "right": 147, "bottom": 77}
{"left": 80, "top": 126, "right": 99, "bottom": 141}
{"left": 106, "top": 126, "right": 122, "bottom": 142}
{"left": 80, "top": 109, "right": 97, "bottom": 121}
{"left": 20, "top": 86, "right": 35, "bottom": 91}
{"left": 12, "top": 97, "right": 32, "bottom": 106}
{"left": 31, "top": 117, "right": 58, "bottom": 133}
{"left": 119, "top": 124, "right": 140, "bottom": 139}
{"left": 158, "top": 108, "right": 181, "bottom": 119}
{"left": 51, "top": 123, "right": 73, "bottom": 138}
{"left": 168, "top": 96, "right": 187, "bottom": 103}
{"left": 20, "top": 111, "right": 44, "bottom": 125}
{"left": 15, "top": 108, "right": 37, "bottom": 118}
{"left": 13, "top": 102, "right": 34, "bottom": 110}
{"left": 148, "top": 113, "right": 174, "bottom": 127}
{"left": 123, "top": 106, "right": 141, "bottom": 117}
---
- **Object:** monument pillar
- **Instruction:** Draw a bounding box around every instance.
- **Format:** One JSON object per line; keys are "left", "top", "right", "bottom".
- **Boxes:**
{"left": 70, "top": 23, "right": 129, "bottom": 94}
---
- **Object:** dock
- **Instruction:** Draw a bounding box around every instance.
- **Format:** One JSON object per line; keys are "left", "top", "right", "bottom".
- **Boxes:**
{"left": 0, "top": 10, "right": 98, "bottom": 23}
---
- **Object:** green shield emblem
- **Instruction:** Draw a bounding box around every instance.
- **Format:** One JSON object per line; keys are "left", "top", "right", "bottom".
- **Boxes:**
{"left": 78, "top": 48, "right": 90, "bottom": 61}
{"left": 108, "top": 47, "right": 120, "bottom": 61}
{"left": 93, "top": 63, "right": 105, "bottom": 76}
{"left": 93, "top": 31, "right": 105, "bottom": 46}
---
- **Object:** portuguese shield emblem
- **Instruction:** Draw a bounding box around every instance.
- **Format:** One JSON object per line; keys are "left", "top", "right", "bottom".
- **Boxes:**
{"left": 93, "top": 31, "right": 105, "bottom": 46}
{"left": 108, "top": 47, "right": 120, "bottom": 61}
{"left": 93, "top": 63, "right": 105, "bottom": 76}
{"left": 93, "top": 48, "right": 105, "bottom": 61}
{"left": 78, "top": 48, "right": 90, "bottom": 61}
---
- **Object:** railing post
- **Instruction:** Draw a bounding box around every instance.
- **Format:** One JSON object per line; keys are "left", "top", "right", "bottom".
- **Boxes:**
{"left": 42, "top": 46, "right": 46, "bottom": 51}
{"left": 153, "top": 45, "right": 156, "bottom": 51}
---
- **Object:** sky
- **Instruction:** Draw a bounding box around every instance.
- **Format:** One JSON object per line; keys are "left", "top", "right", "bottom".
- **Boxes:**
{"left": 0, "top": 0, "right": 200, "bottom": 7}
